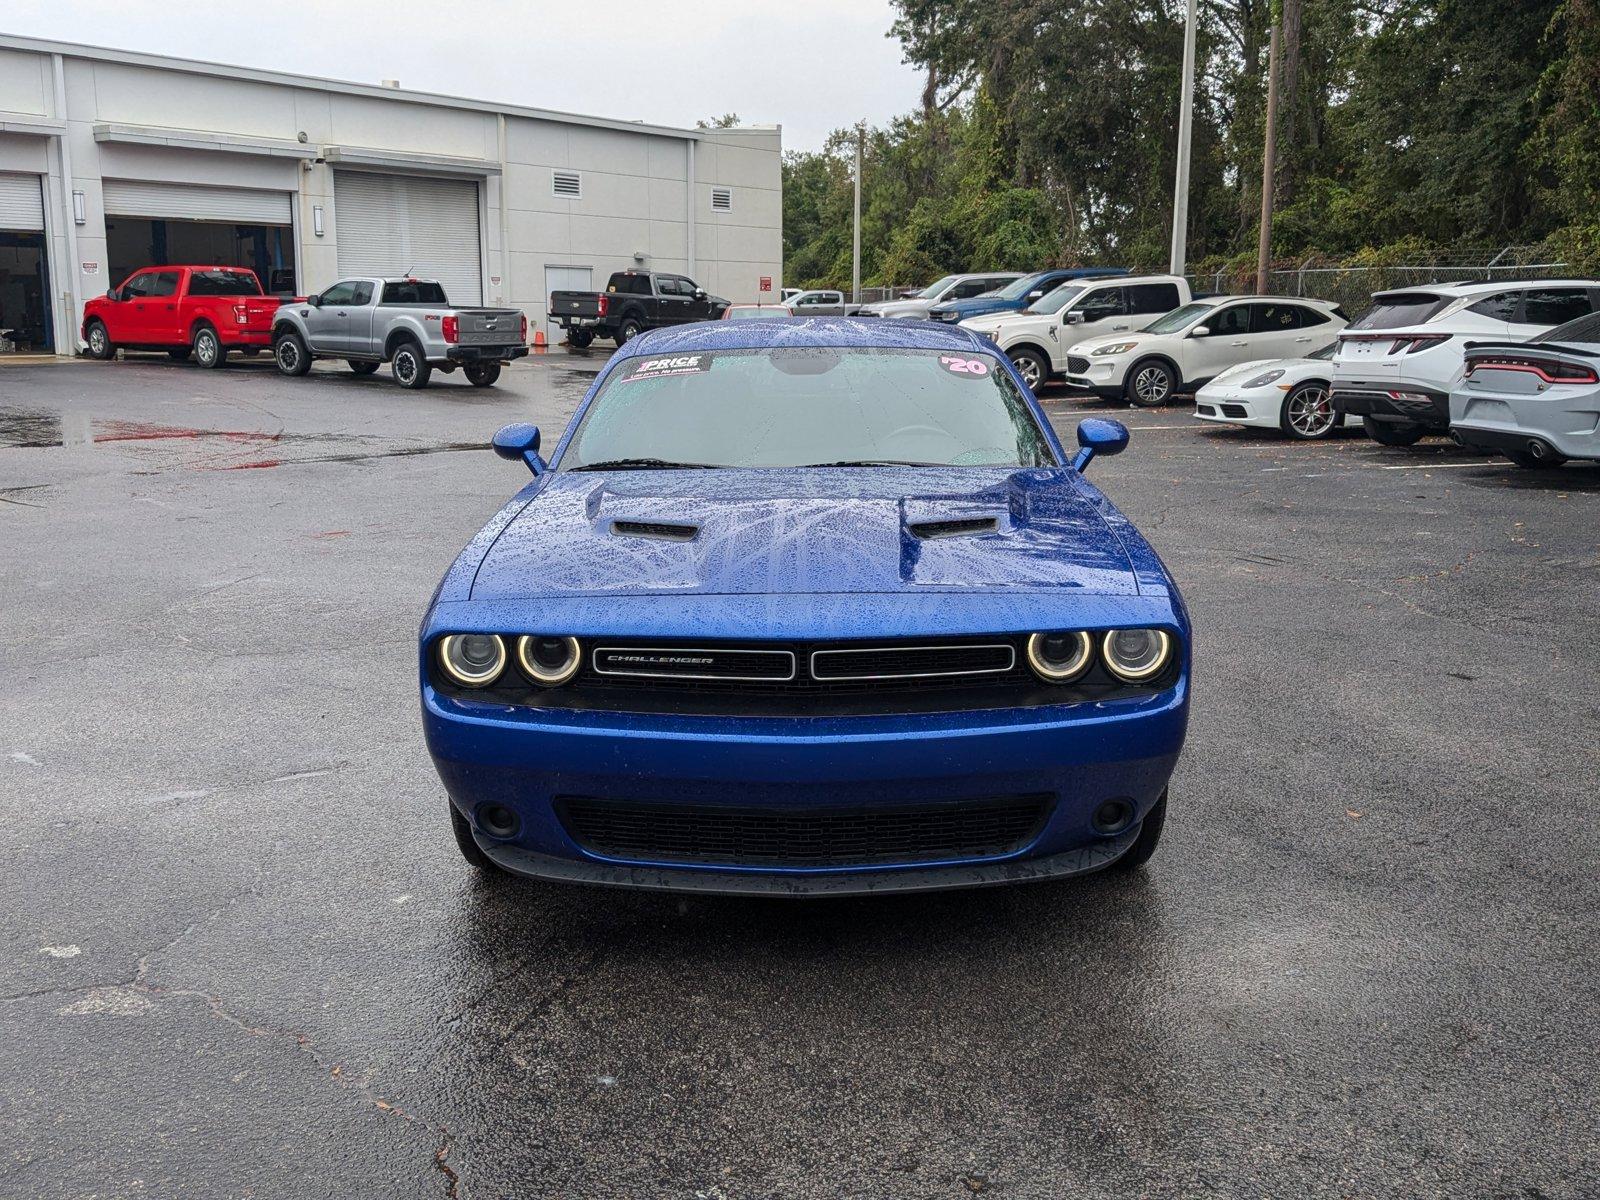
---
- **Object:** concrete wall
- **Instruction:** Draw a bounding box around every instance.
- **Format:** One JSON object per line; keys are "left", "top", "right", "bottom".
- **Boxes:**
{"left": 0, "top": 37, "right": 782, "bottom": 353}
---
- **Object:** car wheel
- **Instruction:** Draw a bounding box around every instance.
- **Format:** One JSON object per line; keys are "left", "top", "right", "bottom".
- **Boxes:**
{"left": 1504, "top": 447, "right": 1569, "bottom": 470}
{"left": 465, "top": 361, "right": 502, "bottom": 388}
{"left": 449, "top": 803, "right": 506, "bottom": 873}
{"left": 567, "top": 329, "right": 594, "bottom": 349}
{"left": 391, "top": 341, "right": 433, "bottom": 389}
{"left": 274, "top": 330, "right": 312, "bottom": 377}
{"left": 1009, "top": 347, "right": 1050, "bottom": 392}
{"left": 1362, "top": 416, "right": 1427, "bottom": 446}
{"left": 85, "top": 320, "right": 114, "bottom": 360}
{"left": 347, "top": 359, "right": 381, "bottom": 376}
{"left": 616, "top": 318, "right": 643, "bottom": 345}
{"left": 193, "top": 324, "right": 227, "bottom": 369}
{"left": 1109, "top": 791, "right": 1167, "bottom": 872}
{"left": 1126, "top": 359, "right": 1176, "bottom": 408}
{"left": 1280, "top": 382, "right": 1337, "bottom": 440}
{"left": 166, "top": 348, "right": 192, "bottom": 363}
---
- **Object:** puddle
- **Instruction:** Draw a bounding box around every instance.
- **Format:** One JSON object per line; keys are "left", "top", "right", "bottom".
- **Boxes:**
{"left": 0, "top": 406, "right": 279, "bottom": 451}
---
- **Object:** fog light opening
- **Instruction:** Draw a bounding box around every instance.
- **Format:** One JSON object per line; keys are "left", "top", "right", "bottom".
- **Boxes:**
{"left": 1092, "top": 798, "right": 1136, "bottom": 836}
{"left": 476, "top": 803, "right": 520, "bottom": 840}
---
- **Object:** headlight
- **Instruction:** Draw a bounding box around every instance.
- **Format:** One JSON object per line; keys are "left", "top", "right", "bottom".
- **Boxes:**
{"left": 1101, "top": 628, "right": 1174, "bottom": 682}
{"left": 936, "top": 310, "right": 961, "bottom": 322}
{"left": 1242, "top": 369, "right": 1285, "bottom": 388}
{"left": 516, "top": 635, "right": 581, "bottom": 686}
{"left": 1026, "top": 631, "right": 1095, "bottom": 682}
{"left": 1093, "top": 341, "right": 1139, "bottom": 356}
{"left": 438, "top": 633, "right": 507, "bottom": 687}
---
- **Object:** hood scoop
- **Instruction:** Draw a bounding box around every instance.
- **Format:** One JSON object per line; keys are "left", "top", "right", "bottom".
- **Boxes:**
{"left": 611, "top": 518, "right": 700, "bottom": 542}
{"left": 906, "top": 516, "right": 1000, "bottom": 540}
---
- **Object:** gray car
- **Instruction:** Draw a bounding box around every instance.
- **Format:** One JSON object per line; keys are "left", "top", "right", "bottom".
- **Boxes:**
{"left": 271, "top": 277, "right": 528, "bottom": 389}
{"left": 858, "top": 272, "right": 1022, "bottom": 320}
{"left": 784, "top": 289, "right": 867, "bottom": 317}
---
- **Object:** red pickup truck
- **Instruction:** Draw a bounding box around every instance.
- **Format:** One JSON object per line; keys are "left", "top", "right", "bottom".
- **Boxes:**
{"left": 81, "top": 265, "right": 286, "bottom": 368}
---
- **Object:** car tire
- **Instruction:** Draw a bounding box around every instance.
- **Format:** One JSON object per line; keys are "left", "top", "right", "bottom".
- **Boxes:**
{"left": 465, "top": 361, "right": 502, "bottom": 388}
{"left": 1009, "top": 347, "right": 1050, "bottom": 392}
{"left": 85, "top": 320, "right": 114, "bottom": 360}
{"left": 1109, "top": 791, "right": 1167, "bottom": 872}
{"left": 1504, "top": 447, "right": 1568, "bottom": 470}
{"left": 391, "top": 340, "right": 433, "bottom": 389}
{"left": 449, "top": 803, "right": 506, "bottom": 874}
{"left": 1279, "top": 382, "right": 1338, "bottom": 440}
{"left": 166, "top": 348, "right": 192, "bottom": 363}
{"left": 616, "top": 317, "right": 643, "bottom": 345}
{"left": 192, "top": 324, "right": 226, "bottom": 370}
{"left": 347, "top": 359, "right": 381, "bottom": 376}
{"left": 1126, "top": 359, "right": 1176, "bottom": 408}
{"left": 1362, "top": 416, "right": 1427, "bottom": 446}
{"left": 568, "top": 329, "right": 594, "bottom": 349}
{"left": 273, "top": 330, "right": 312, "bottom": 377}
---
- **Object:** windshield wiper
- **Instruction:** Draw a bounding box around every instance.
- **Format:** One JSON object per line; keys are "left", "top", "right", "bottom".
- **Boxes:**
{"left": 801, "top": 459, "right": 947, "bottom": 468}
{"left": 568, "top": 458, "right": 721, "bottom": 471}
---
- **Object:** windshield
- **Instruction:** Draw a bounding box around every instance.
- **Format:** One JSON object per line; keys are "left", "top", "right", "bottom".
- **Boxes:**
{"left": 1143, "top": 301, "right": 1216, "bottom": 335}
{"left": 1028, "top": 284, "right": 1086, "bottom": 315}
{"left": 1349, "top": 293, "right": 1446, "bottom": 330}
{"left": 916, "top": 275, "right": 959, "bottom": 300}
{"left": 562, "top": 347, "right": 1055, "bottom": 471}
{"left": 992, "top": 272, "right": 1054, "bottom": 302}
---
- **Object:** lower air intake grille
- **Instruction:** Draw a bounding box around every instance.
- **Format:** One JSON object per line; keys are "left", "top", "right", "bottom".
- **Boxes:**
{"left": 1067, "top": 356, "right": 1091, "bottom": 374}
{"left": 558, "top": 795, "right": 1052, "bottom": 867}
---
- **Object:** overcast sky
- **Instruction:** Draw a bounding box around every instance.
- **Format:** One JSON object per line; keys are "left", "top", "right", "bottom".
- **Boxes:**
{"left": 9, "top": 0, "right": 923, "bottom": 152}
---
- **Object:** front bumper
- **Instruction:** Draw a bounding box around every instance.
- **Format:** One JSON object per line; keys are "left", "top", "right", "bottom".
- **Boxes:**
{"left": 424, "top": 683, "right": 1187, "bottom": 895}
{"left": 1194, "top": 383, "right": 1271, "bottom": 427}
{"left": 1064, "top": 357, "right": 1129, "bottom": 397}
{"left": 445, "top": 344, "right": 530, "bottom": 363}
{"left": 1332, "top": 382, "right": 1449, "bottom": 429}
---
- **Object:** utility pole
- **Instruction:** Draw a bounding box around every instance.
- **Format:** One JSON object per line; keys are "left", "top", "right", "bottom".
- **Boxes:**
{"left": 851, "top": 121, "right": 864, "bottom": 306}
{"left": 1168, "top": 0, "right": 1198, "bottom": 277}
{"left": 1256, "top": 19, "right": 1282, "bottom": 293}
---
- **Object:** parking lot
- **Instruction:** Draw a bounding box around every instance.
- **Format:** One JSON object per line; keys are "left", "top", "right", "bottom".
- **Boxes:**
{"left": 3, "top": 351, "right": 1597, "bottom": 1198}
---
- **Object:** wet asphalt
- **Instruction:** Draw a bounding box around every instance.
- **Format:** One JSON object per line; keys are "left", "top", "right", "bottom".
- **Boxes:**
{"left": 1, "top": 348, "right": 1596, "bottom": 1199}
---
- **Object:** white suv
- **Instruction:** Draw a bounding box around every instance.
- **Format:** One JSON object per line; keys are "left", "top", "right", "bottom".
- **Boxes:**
{"left": 1331, "top": 280, "right": 1600, "bottom": 445}
{"left": 1064, "top": 295, "right": 1347, "bottom": 407}
{"left": 960, "top": 275, "right": 1190, "bottom": 391}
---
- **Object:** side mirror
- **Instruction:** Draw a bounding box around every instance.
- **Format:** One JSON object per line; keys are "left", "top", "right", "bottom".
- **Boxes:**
{"left": 492, "top": 423, "right": 546, "bottom": 476}
{"left": 1072, "top": 418, "right": 1129, "bottom": 472}
{"left": 1190, "top": 324, "right": 1210, "bottom": 338}
{"left": 1064, "top": 311, "right": 1084, "bottom": 325}
{"left": 306, "top": 293, "right": 323, "bottom": 307}
{"left": 1028, "top": 290, "right": 1044, "bottom": 300}
{"left": 694, "top": 288, "right": 707, "bottom": 300}
{"left": 105, "top": 288, "right": 119, "bottom": 301}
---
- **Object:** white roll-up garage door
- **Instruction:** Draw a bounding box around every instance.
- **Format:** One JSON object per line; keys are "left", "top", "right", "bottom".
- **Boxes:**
{"left": 0, "top": 173, "right": 45, "bottom": 230}
{"left": 102, "top": 179, "right": 292, "bottom": 225}
{"left": 333, "top": 172, "right": 482, "bottom": 306}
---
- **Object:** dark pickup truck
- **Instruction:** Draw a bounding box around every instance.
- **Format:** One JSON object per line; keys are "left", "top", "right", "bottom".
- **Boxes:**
{"left": 550, "top": 270, "right": 729, "bottom": 347}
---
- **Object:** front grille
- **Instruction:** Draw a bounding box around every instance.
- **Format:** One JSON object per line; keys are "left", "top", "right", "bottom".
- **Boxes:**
{"left": 810, "top": 643, "right": 1013, "bottom": 680}
{"left": 1067, "top": 355, "right": 1091, "bottom": 374}
{"left": 1221, "top": 403, "right": 1249, "bottom": 418}
{"left": 592, "top": 645, "right": 795, "bottom": 681}
{"left": 1197, "top": 404, "right": 1217, "bottom": 416}
{"left": 559, "top": 795, "right": 1052, "bottom": 867}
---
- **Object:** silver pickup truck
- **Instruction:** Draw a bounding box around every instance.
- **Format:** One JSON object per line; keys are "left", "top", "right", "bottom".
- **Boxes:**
{"left": 271, "top": 277, "right": 527, "bottom": 389}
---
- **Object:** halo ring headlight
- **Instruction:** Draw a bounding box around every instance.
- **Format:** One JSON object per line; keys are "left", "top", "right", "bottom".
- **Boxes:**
{"left": 1101, "top": 628, "right": 1173, "bottom": 682}
{"left": 516, "top": 635, "right": 582, "bottom": 686}
{"left": 438, "top": 633, "right": 507, "bottom": 687}
{"left": 1026, "top": 630, "right": 1095, "bottom": 682}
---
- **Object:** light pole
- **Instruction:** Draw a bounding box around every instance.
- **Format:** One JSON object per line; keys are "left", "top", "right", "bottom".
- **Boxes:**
{"left": 851, "top": 122, "right": 864, "bottom": 305}
{"left": 1168, "top": 0, "right": 1198, "bottom": 277}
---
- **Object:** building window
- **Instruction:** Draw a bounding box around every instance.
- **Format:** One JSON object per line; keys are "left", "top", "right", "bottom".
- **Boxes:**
{"left": 553, "top": 171, "right": 582, "bottom": 199}
{"left": 711, "top": 187, "right": 733, "bottom": 212}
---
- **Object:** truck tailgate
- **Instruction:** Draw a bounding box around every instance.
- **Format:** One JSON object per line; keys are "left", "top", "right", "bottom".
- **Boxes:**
{"left": 550, "top": 291, "right": 605, "bottom": 319}
{"left": 455, "top": 308, "right": 523, "bottom": 344}
{"left": 235, "top": 296, "right": 284, "bottom": 333}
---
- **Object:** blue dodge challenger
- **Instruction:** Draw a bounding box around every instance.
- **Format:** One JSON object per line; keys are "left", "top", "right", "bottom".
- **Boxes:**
{"left": 420, "top": 319, "right": 1190, "bottom": 894}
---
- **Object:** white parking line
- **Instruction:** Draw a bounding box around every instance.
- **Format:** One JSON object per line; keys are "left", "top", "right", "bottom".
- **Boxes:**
{"left": 1379, "top": 461, "right": 1491, "bottom": 471}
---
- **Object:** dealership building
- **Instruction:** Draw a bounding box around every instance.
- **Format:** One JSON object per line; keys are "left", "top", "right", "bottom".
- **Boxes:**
{"left": 0, "top": 35, "right": 783, "bottom": 356}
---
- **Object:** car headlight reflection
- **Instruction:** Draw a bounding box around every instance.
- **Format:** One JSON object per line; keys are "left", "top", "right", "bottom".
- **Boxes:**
{"left": 1094, "top": 341, "right": 1139, "bottom": 356}
{"left": 1026, "top": 630, "right": 1095, "bottom": 682}
{"left": 1242, "top": 369, "right": 1285, "bottom": 388}
{"left": 1101, "top": 628, "right": 1174, "bottom": 682}
{"left": 516, "top": 635, "right": 582, "bottom": 686}
{"left": 438, "top": 633, "right": 507, "bottom": 687}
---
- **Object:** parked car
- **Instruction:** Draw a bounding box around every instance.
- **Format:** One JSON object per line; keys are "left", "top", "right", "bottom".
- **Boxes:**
{"left": 1330, "top": 280, "right": 1600, "bottom": 446}
{"left": 1065, "top": 295, "right": 1348, "bottom": 407}
{"left": 421, "top": 320, "right": 1189, "bottom": 894}
{"left": 550, "top": 270, "right": 729, "bottom": 347}
{"left": 928, "top": 268, "right": 1130, "bottom": 325}
{"left": 271, "top": 277, "right": 527, "bottom": 389}
{"left": 721, "top": 304, "right": 793, "bottom": 320}
{"left": 780, "top": 288, "right": 803, "bottom": 303}
{"left": 1448, "top": 310, "right": 1600, "bottom": 469}
{"left": 961, "top": 275, "right": 1191, "bottom": 390}
{"left": 82, "top": 265, "right": 285, "bottom": 368}
{"left": 1193, "top": 343, "right": 1355, "bottom": 440}
{"left": 856, "top": 272, "right": 1022, "bottom": 320}
{"left": 783, "top": 289, "right": 867, "bottom": 317}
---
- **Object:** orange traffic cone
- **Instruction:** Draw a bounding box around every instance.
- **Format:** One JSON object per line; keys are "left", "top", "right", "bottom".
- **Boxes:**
{"left": 533, "top": 329, "right": 548, "bottom": 354}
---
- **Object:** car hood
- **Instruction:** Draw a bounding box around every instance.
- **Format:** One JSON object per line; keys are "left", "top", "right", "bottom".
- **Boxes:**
{"left": 470, "top": 467, "right": 1140, "bottom": 600}
{"left": 961, "top": 311, "right": 1045, "bottom": 337}
{"left": 1207, "top": 357, "right": 1280, "bottom": 385}
{"left": 861, "top": 300, "right": 932, "bottom": 318}
{"left": 933, "top": 299, "right": 1016, "bottom": 320}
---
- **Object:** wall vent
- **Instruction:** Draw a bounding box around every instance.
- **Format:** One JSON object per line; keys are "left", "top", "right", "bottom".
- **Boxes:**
{"left": 711, "top": 187, "right": 733, "bottom": 212}
{"left": 553, "top": 171, "right": 582, "bottom": 199}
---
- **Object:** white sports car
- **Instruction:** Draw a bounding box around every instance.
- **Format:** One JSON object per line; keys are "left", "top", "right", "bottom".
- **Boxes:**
{"left": 1193, "top": 344, "right": 1355, "bottom": 440}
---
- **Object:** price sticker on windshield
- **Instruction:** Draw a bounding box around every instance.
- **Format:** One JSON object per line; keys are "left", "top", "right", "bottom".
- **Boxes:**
{"left": 623, "top": 353, "right": 714, "bottom": 382}
{"left": 938, "top": 355, "right": 990, "bottom": 377}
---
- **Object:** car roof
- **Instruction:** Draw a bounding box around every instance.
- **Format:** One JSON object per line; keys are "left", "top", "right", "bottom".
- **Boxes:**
{"left": 1372, "top": 279, "right": 1600, "bottom": 299}
{"left": 955, "top": 271, "right": 1022, "bottom": 280}
{"left": 615, "top": 317, "right": 993, "bottom": 357}
{"left": 1193, "top": 294, "right": 1341, "bottom": 308}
